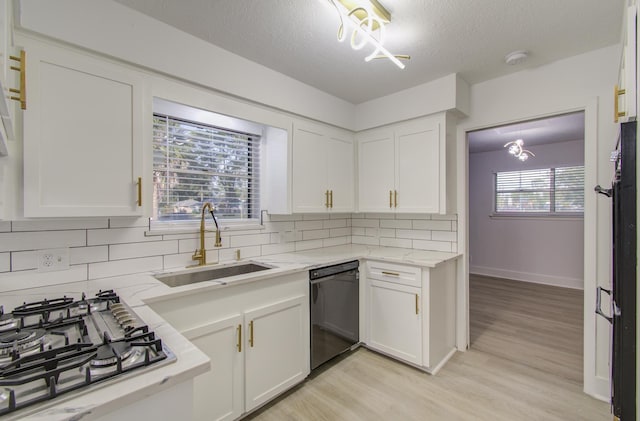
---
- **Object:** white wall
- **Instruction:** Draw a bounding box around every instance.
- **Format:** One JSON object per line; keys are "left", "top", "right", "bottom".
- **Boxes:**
{"left": 469, "top": 139, "right": 584, "bottom": 289}
{"left": 456, "top": 44, "right": 620, "bottom": 400}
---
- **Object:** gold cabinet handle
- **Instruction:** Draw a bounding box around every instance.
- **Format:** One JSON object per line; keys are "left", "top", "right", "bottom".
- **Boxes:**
{"left": 9, "top": 50, "right": 26, "bottom": 110}
{"left": 389, "top": 190, "right": 393, "bottom": 208}
{"left": 136, "top": 177, "right": 142, "bottom": 206}
{"left": 249, "top": 320, "right": 254, "bottom": 347}
{"left": 329, "top": 190, "right": 333, "bottom": 208}
{"left": 614, "top": 84, "right": 627, "bottom": 123}
{"left": 415, "top": 294, "right": 419, "bottom": 315}
{"left": 382, "top": 271, "right": 400, "bottom": 276}
{"left": 236, "top": 324, "right": 242, "bottom": 352}
{"left": 394, "top": 190, "right": 398, "bottom": 208}
{"left": 325, "top": 190, "right": 330, "bottom": 209}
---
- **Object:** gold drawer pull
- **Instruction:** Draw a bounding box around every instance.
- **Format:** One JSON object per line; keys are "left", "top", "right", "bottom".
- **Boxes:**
{"left": 249, "top": 320, "right": 254, "bottom": 347}
{"left": 329, "top": 190, "right": 333, "bottom": 208}
{"left": 325, "top": 190, "right": 330, "bottom": 208}
{"left": 236, "top": 324, "right": 242, "bottom": 352}
{"left": 394, "top": 190, "right": 398, "bottom": 208}
{"left": 389, "top": 190, "right": 393, "bottom": 208}
{"left": 614, "top": 84, "right": 627, "bottom": 123}
{"left": 382, "top": 271, "right": 400, "bottom": 277}
{"left": 136, "top": 177, "right": 142, "bottom": 206}
{"left": 9, "top": 51, "right": 26, "bottom": 110}
{"left": 415, "top": 294, "right": 419, "bottom": 315}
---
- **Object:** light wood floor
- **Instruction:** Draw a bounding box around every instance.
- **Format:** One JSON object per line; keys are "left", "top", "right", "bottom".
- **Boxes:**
{"left": 246, "top": 275, "right": 610, "bottom": 421}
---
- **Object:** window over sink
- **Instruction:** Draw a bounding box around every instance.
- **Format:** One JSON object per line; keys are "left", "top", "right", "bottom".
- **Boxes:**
{"left": 152, "top": 98, "right": 263, "bottom": 229}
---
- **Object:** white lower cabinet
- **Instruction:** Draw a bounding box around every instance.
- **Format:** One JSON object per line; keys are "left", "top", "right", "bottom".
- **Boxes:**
{"left": 151, "top": 273, "right": 309, "bottom": 421}
{"left": 183, "top": 314, "right": 243, "bottom": 421}
{"left": 244, "top": 296, "right": 307, "bottom": 411}
{"left": 368, "top": 279, "right": 422, "bottom": 365}
{"left": 364, "top": 259, "right": 456, "bottom": 373}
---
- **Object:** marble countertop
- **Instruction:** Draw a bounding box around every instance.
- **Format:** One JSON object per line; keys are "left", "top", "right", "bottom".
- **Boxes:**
{"left": 0, "top": 244, "right": 460, "bottom": 420}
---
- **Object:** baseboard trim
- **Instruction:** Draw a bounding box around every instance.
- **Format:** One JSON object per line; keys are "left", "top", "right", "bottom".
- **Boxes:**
{"left": 470, "top": 265, "right": 583, "bottom": 290}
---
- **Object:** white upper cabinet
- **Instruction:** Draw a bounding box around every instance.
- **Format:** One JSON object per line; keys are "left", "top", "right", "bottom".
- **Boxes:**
{"left": 616, "top": 4, "right": 638, "bottom": 123}
{"left": 292, "top": 121, "right": 354, "bottom": 213}
{"left": 22, "top": 38, "right": 147, "bottom": 217}
{"left": 358, "top": 113, "right": 448, "bottom": 213}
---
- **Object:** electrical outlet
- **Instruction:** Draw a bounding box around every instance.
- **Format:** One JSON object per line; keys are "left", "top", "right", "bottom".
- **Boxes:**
{"left": 37, "top": 248, "right": 69, "bottom": 272}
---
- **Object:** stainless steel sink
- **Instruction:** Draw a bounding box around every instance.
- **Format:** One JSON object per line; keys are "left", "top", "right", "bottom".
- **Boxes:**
{"left": 154, "top": 262, "right": 272, "bottom": 288}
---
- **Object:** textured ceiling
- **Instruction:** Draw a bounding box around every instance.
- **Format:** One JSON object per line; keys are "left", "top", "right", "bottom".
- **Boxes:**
{"left": 113, "top": 0, "right": 624, "bottom": 104}
{"left": 467, "top": 112, "right": 585, "bottom": 153}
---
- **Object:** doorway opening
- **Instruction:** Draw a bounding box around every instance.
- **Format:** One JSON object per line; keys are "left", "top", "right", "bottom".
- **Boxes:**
{"left": 466, "top": 111, "right": 586, "bottom": 382}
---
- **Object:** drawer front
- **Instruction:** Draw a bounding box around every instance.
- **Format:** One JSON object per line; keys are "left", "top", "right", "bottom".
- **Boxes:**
{"left": 366, "top": 261, "right": 421, "bottom": 287}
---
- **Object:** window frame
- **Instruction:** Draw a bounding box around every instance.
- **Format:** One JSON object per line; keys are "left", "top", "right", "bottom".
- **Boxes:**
{"left": 492, "top": 165, "right": 585, "bottom": 218}
{"left": 150, "top": 112, "right": 263, "bottom": 231}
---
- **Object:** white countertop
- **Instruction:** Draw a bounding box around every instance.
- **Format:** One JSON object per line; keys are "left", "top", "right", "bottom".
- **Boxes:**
{"left": 0, "top": 244, "right": 460, "bottom": 420}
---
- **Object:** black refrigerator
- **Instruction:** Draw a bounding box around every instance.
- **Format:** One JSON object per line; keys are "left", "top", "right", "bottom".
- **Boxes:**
{"left": 597, "top": 121, "right": 637, "bottom": 421}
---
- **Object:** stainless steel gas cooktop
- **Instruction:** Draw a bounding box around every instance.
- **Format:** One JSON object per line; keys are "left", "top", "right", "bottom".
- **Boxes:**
{"left": 0, "top": 290, "right": 175, "bottom": 416}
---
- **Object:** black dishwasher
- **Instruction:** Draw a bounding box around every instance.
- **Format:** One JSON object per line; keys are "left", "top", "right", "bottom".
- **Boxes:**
{"left": 309, "top": 260, "right": 359, "bottom": 370}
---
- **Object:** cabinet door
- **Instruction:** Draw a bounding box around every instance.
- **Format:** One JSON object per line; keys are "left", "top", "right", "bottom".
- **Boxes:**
{"left": 292, "top": 124, "right": 328, "bottom": 212}
{"left": 244, "top": 295, "right": 308, "bottom": 412}
{"left": 395, "top": 121, "right": 441, "bottom": 213}
{"left": 182, "top": 314, "right": 244, "bottom": 421}
{"left": 23, "top": 41, "right": 145, "bottom": 217}
{"left": 357, "top": 129, "right": 395, "bottom": 212}
{"left": 326, "top": 131, "right": 354, "bottom": 212}
{"left": 367, "top": 279, "right": 422, "bottom": 365}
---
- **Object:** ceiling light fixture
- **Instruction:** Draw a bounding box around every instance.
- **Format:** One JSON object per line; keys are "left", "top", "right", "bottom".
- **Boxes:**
{"left": 327, "top": 0, "right": 410, "bottom": 69}
{"left": 503, "top": 138, "right": 535, "bottom": 162}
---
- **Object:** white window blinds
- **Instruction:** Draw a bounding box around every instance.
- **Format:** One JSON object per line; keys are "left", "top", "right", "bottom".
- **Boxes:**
{"left": 495, "top": 166, "right": 584, "bottom": 214}
{"left": 152, "top": 114, "right": 261, "bottom": 222}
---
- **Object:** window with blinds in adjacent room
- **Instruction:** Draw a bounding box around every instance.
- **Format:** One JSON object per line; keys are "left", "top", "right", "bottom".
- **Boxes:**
{"left": 495, "top": 166, "right": 584, "bottom": 214}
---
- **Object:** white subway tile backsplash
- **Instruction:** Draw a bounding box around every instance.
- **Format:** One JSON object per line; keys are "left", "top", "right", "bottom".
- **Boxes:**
{"left": 110, "top": 241, "right": 179, "bottom": 260}
{"left": 295, "top": 220, "right": 324, "bottom": 230}
{"left": 431, "top": 231, "right": 457, "bottom": 242}
{"left": 88, "top": 228, "right": 154, "bottom": 246}
{"left": 0, "top": 231, "right": 86, "bottom": 252}
{"left": 295, "top": 239, "right": 324, "bottom": 251}
{"left": 396, "top": 229, "right": 431, "bottom": 240}
{"left": 220, "top": 246, "right": 261, "bottom": 262}
{"left": 330, "top": 227, "right": 351, "bottom": 237}
{"left": 11, "top": 251, "right": 37, "bottom": 271}
{"left": 396, "top": 213, "right": 431, "bottom": 220}
{"left": 0, "top": 221, "right": 11, "bottom": 232}
{"left": 229, "top": 233, "right": 271, "bottom": 248}
{"left": 303, "top": 229, "right": 330, "bottom": 241}
{"left": 71, "top": 246, "right": 109, "bottom": 265}
{"left": 323, "top": 236, "right": 349, "bottom": 247}
{"left": 380, "top": 219, "right": 412, "bottom": 229}
{"left": 89, "top": 257, "right": 163, "bottom": 279}
{"left": 352, "top": 218, "right": 379, "bottom": 228}
{"left": 163, "top": 252, "right": 196, "bottom": 270}
{"left": 412, "top": 220, "right": 452, "bottom": 231}
{"left": 323, "top": 219, "right": 347, "bottom": 229}
{"left": 351, "top": 227, "right": 365, "bottom": 236}
{"left": 12, "top": 219, "right": 108, "bottom": 231}
{"left": 109, "top": 217, "right": 150, "bottom": 228}
{"left": 352, "top": 235, "right": 380, "bottom": 246}
{"left": 378, "top": 228, "right": 396, "bottom": 238}
{"left": 0, "top": 253, "right": 10, "bottom": 272}
{"left": 302, "top": 213, "right": 330, "bottom": 221}
{"left": 413, "top": 240, "right": 452, "bottom": 252}
{"left": 380, "top": 238, "right": 412, "bottom": 248}
{"left": 365, "top": 228, "right": 379, "bottom": 237}
{"left": 365, "top": 213, "right": 395, "bottom": 219}
{"left": 261, "top": 243, "right": 295, "bottom": 256}
{"left": 0, "top": 213, "right": 458, "bottom": 283}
